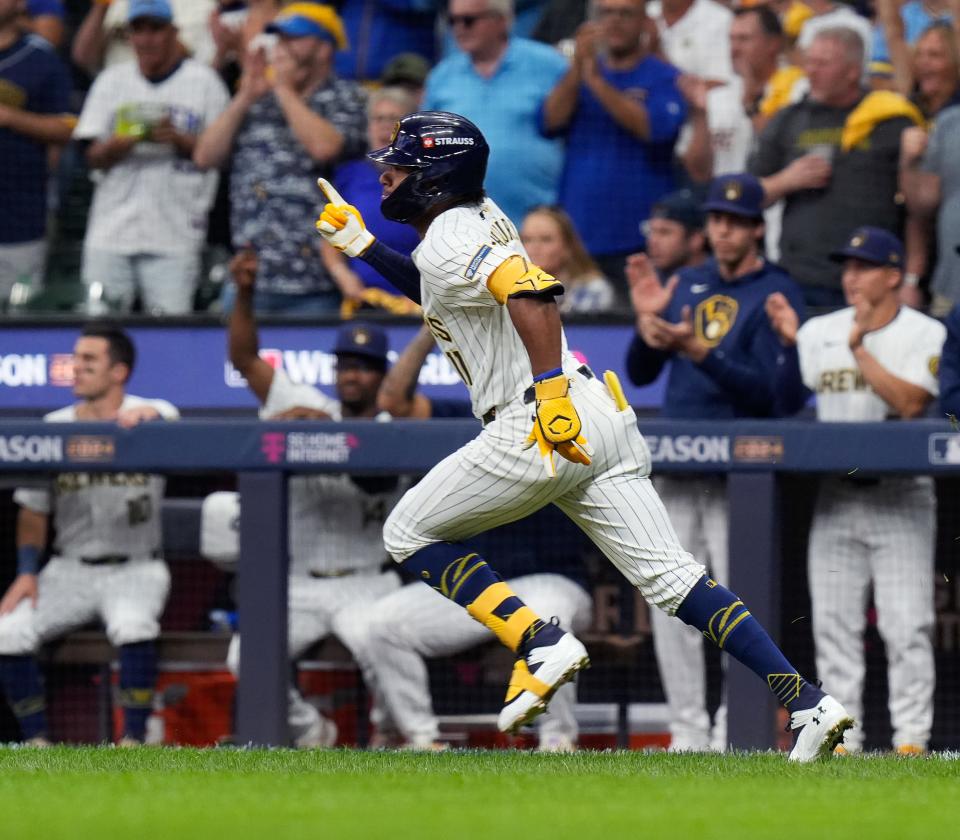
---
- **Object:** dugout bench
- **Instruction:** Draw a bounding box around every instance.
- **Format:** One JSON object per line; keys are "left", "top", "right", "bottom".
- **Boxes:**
{"left": 1, "top": 417, "right": 957, "bottom": 750}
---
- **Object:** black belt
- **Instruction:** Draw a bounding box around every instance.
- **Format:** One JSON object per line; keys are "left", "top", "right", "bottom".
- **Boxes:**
{"left": 482, "top": 365, "right": 595, "bottom": 426}
{"left": 839, "top": 476, "right": 882, "bottom": 488}
{"left": 309, "top": 561, "right": 393, "bottom": 579}
{"left": 79, "top": 550, "right": 161, "bottom": 565}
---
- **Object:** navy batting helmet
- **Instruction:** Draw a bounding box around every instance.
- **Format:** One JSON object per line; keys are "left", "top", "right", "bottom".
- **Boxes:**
{"left": 368, "top": 111, "right": 489, "bottom": 223}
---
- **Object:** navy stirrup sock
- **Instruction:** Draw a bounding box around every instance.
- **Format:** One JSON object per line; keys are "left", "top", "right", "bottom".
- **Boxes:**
{"left": 676, "top": 576, "right": 823, "bottom": 711}
{"left": 119, "top": 641, "right": 157, "bottom": 741}
{"left": 403, "top": 542, "right": 559, "bottom": 653}
{"left": 0, "top": 654, "right": 47, "bottom": 739}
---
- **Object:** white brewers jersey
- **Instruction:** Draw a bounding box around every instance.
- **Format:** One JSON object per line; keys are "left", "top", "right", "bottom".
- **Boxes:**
{"left": 797, "top": 306, "right": 945, "bottom": 421}
{"left": 13, "top": 396, "right": 179, "bottom": 557}
{"left": 413, "top": 198, "right": 576, "bottom": 419}
{"left": 73, "top": 58, "right": 229, "bottom": 255}
{"left": 260, "top": 370, "right": 404, "bottom": 575}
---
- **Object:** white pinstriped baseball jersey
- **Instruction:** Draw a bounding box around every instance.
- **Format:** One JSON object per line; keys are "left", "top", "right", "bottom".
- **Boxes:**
{"left": 261, "top": 370, "right": 404, "bottom": 575}
{"left": 797, "top": 306, "right": 945, "bottom": 420}
{"left": 413, "top": 198, "right": 576, "bottom": 419}
{"left": 13, "top": 396, "right": 178, "bottom": 558}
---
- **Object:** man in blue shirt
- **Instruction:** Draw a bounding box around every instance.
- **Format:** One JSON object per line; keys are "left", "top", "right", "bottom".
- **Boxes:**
{"left": 543, "top": 0, "right": 687, "bottom": 292}
{"left": 423, "top": 0, "right": 568, "bottom": 225}
{"left": 0, "top": 0, "right": 72, "bottom": 309}
{"left": 625, "top": 173, "right": 806, "bottom": 752}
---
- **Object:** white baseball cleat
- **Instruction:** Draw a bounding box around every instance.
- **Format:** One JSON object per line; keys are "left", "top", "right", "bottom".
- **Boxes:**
{"left": 787, "top": 694, "right": 854, "bottom": 762}
{"left": 497, "top": 631, "right": 589, "bottom": 734}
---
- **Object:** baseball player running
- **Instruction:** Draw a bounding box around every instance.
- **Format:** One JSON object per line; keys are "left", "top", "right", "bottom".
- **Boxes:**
{"left": 223, "top": 252, "right": 402, "bottom": 747}
{"left": 316, "top": 110, "right": 852, "bottom": 761}
{"left": 767, "top": 226, "right": 944, "bottom": 754}
{"left": 0, "top": 324, "right": 176, "bottom": 745}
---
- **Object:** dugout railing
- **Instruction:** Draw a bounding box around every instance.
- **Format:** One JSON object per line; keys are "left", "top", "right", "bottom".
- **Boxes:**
{"left": 0, "top": 417, "right": 958, "bottom": 750}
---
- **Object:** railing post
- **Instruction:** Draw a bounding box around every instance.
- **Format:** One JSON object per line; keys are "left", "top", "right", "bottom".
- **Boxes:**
{"left": 236, "top": 470, "right": 289, "bottom": 746}
{"left": 726, "top": 470, "right": 781, "bottom": 750}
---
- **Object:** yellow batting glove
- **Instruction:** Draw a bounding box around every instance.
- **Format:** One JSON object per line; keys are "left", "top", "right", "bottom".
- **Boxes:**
{"left": 523, "top": 373, "right": 593, "bottom": 477}
{"left": 315, "top": 178, "right": 375, "bottom": 257}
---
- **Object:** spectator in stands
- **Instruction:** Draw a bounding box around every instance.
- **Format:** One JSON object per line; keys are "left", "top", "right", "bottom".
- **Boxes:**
{"left": 625, "top": 173, "right": 806, "bottom": 752}
{"left": 224, "top": 254, "right": 404, "bottom": 747}
{"left": 519, "top": 205, "right": 615, "bottom": 314}
{"left": 544, "top": 0, "right": 686, "bottom": 291}
{"left": 423, "top": 0, "right": 568, "bottom": 224}
{"left": 74, "top": 0, "right": 229, "bottom": 314}
{"left": 21, "top": 0, "right": 64, "bottom": 47}
{"left": 882, "top": 20, "right": 960, "bottom": 117}
{"left": 795, "top": 0, "right": 873, "bottom": 73}
{"left": 338, "top": 329, "right": 592, "bottom": 751}
{"left": 900, "top": 101, "right": 960, "bottom": 315}
{"left": 766, "top": 226, "right": 944, "bottom": 755}
{"left": 679, "top": 5, "right": 802, "bottom": 184}
{"left": 872, "top": 0, "right": 953, "bottom": 83}
{"left": 335, "top": 0, "right": 438, "bottom": 83}
{"left": 320, "top": 86, "right": 422, "bottom": 317}
{"left": 750, "top": 26, "right": 922, "bottom": 308}
{"left": 0, "top": 0, "right": 73, "bottom": 309}
{"left": 652, "top": 0, "right": 733, "bottom": 83}
{"left": 939, "top": 302, "right": 960, "bottom": 417}
{"left": 195, "top": 3, "right": 367, "bottom": 315}
{"left": 640, "top": 189, "right": 707, "bottom": 281}
{"left": 380, "top": 52, "right": 431, "bottom": 106}
{"left": 0, "top": 324, "right": 178, "bottom": 746}
{"left": 73, "top": 0, "right": 217, "bottom": 77}
{"left": 210, "top": 0, "right": 285, "bottom": 73}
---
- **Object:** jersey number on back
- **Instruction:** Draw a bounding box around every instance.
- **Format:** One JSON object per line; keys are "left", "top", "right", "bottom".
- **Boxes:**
{"left": 426, "top": 316, "right": 473, "bottom": 387}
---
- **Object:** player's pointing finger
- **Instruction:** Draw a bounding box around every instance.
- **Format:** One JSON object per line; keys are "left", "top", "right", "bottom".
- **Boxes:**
{"left": 317, "top": 178, "right": 346, "bottom": 206}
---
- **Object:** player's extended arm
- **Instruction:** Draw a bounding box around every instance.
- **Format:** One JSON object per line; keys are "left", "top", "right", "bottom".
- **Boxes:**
{"left": 0, "top": 107, "right": 74, "bottom": 145}
{"left": 377, "top": 325, "right": 436, "bottom": 418}
{"left": 0, "top": 508, "right": 48, "bottom": 615}
{"left": 851, "top": 344, "right": 933, "bottom": 418}
{"left": 315, "top": 178, "right": 422, "bottom": 303}
{"left": 227, "top": 250, "right": 275, "bottom": 404}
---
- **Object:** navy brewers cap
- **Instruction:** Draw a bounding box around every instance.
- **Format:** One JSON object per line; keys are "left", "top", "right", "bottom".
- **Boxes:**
{"left": 702, "top": 173, "right": 765, "bottom": 220}
{"left": 650, "top": 189, "right": 705, "bottom": 231}
{"left": 830, "top": 226, "right": 904, "bottom": 268}
{"left": 332, "top": 323, "right": 389, "bottom": 363}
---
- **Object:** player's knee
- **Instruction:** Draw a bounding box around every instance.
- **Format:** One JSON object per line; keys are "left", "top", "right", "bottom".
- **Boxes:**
{"left": 330, "top": 608, "right": 373, "bottom": 657}
{"left": 0, "top": 605, "right": 40, "bottom": 655}
{"left": 382, "top": 506, "right": 421, "bottom": 562}
{"left": 105, "top": 614, "right": 160, "bottom": 647}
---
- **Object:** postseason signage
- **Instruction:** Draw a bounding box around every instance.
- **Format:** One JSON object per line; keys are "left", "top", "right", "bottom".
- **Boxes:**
{"left": 0, "top": 322, "right": 667, "bottom": 412}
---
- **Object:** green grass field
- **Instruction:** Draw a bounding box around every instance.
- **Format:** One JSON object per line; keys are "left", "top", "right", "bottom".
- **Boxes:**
{"left": 1, "top": 747, "right": 958, "bottom": 840}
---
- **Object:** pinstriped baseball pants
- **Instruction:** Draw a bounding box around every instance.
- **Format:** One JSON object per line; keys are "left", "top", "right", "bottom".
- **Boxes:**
{"left": 383, "top": 371, "right": 706, "bottom": 616}
{"left": 808, "top": 477, "right": 936, "bottom": 750}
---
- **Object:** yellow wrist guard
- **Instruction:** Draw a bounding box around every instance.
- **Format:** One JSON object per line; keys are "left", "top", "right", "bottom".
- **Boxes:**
{"left": 486, "top": 255, "right": 563, "bottom": 305}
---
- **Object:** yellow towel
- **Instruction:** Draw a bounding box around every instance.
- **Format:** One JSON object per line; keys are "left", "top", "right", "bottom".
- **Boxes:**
{"left": 841, "top": 91, "right": 924, "bottom": 151}
{"left": 759, "top": 66, "right": 806, "bottom": 117}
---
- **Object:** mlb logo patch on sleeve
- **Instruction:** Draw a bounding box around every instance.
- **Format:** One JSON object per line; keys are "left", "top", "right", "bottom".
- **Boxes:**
{"left": 465, "top": 245, "right": 492, "bottom": 279}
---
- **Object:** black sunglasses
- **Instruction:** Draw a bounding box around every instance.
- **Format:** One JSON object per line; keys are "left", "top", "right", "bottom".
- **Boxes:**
{"left": 448, "top": 10, "right": 499, "bottom": 28}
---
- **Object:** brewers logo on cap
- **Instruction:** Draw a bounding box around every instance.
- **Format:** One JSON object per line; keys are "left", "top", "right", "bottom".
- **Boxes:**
{"left": 352, "top": 326, "right": 370, "bottom": 345}
{"left": 390, "top": 121, "right": 400, "bottom": 144}
{"left": 724, "top": 180, "right": 742, "bottom": 201}
{"left": 889, "top": 251, "right": 900, "bottom": 264}
{"left": 851, "top": 234, "right": 865, "bottom": 247}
